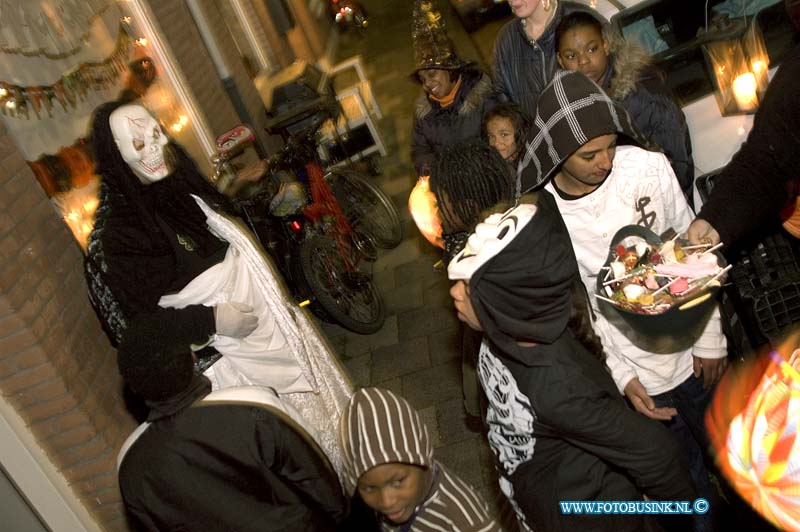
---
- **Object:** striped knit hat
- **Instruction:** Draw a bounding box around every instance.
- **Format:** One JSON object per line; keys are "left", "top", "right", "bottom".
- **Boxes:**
{"left": 339, "top": 387, "right": 434, "bottom": 495}
{"left": 518, "top": 69, "right": 647, "bottom": 192}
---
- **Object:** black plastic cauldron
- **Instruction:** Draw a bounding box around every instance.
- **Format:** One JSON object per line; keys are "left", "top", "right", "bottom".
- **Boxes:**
{"left": 594, "top": 225, "right": 724, "bottom": 353}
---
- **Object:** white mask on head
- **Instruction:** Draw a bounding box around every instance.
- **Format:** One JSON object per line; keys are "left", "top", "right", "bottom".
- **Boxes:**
{"left": 109, "top": 104, "right": 170, "bottom": 184}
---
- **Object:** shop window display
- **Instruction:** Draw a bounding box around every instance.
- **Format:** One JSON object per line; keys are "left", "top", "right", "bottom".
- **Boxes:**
{"left": 0, "top": 1, "right": 209, "bottom": 250}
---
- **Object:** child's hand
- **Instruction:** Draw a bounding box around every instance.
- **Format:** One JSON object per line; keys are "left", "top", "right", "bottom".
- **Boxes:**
{"left": 692, "top": 355, "right": 728, "bottom": 389}
{"left": 624, "top": 377, "right": 677, "bottom": 421}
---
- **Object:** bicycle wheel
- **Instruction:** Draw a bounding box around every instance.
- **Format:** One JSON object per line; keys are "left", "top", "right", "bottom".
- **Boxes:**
{"left": 297, "top": 235, "right": 385, "bottom": 334}
{"left": 327, "top": 170, "right": 402, "bottom": 249}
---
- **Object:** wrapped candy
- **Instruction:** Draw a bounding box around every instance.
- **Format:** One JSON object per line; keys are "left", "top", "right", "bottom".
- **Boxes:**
{"left": 622, "top": 284, "right": 646, "bottom": 302}
{"left": 623, "top": 250, "right": 639, "bottom": 271}
{"left": 599, "top": 229, "right": 725, "bottom": 315}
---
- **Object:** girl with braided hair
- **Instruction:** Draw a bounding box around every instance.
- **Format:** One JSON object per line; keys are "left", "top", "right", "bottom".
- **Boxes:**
{"left": 430, "top": 140, "right": 514, "bottom": 252}
{"left": 429, "top": 140, "right": 515, "bottom": 419}
{"left": 431, "top": 140, "right": 696, "bottom": 531}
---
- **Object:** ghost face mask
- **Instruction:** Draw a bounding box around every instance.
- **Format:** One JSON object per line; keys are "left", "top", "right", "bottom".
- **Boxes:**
{"left": 109, "top": 104, "right": 171, "bottom": 184}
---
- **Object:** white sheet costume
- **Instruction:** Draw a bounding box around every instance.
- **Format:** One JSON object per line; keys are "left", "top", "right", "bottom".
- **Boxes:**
{"left": 159, "top": 196, "right": 352, "bottom": 476}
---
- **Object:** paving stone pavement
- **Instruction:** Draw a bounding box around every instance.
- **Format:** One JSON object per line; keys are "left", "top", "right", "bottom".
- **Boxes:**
{"left": 316, "top": 4, "right": 518, "bottom": 529}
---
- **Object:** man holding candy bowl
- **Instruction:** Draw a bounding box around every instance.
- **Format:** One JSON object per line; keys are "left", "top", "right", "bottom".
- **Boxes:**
{"left": 519, "top": 70, "right": 727, "bottom": 532}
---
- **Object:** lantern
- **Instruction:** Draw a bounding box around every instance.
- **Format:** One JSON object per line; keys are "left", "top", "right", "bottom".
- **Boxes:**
{"left": 408, "top": 175, "right": 444, "bottom": 249}
{"left": 702, "top": 17, "right": 769, "bottom": 116}
{"left": 706, "top": 336, "right": 800, "bottom": 532}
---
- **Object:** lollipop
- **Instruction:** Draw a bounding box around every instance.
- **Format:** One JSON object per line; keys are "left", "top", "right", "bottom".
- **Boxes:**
{"left": 594, "top": 225, "right": 728, "bottom": 352}
{"left": 599, "top": 228, "right": 727, "bottom": 315}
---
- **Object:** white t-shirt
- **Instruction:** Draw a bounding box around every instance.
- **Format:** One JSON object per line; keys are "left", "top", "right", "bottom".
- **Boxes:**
{"left": 545, "top": 146, "right": 726, "bottom": 395}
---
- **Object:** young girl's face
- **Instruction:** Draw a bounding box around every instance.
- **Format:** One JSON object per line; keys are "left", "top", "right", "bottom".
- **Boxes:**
{"left": 557, "top": 24, "right": 610, "bottom": 84}
{"left": 357, "top": 463, "right": 430, "bottom": 524}
{"left": 450, "top": 281, "right": 482, "bottom": 332}
{"left": 486, "top": 116, "right": 517, "bottom": 162}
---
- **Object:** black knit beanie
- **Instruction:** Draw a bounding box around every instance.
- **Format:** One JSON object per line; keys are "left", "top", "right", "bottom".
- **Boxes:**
{"left": 518, "top": 70, "right": 648, "bottom": 192}
{"left": 118, "top": 309, "right": 195, "bottom": 402}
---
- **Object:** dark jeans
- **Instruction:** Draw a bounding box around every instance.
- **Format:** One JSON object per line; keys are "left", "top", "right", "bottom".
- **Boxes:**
{"left": 652, "top": 374, "right": 718, "bottom": 532}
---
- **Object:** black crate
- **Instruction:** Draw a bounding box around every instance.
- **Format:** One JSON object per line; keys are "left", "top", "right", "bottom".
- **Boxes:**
{"left": 696, "top": 171, "right": 800, "bottom": 349}
{"left": 321, "top": 123, "right": 375, "bottom": 164}
{"left": 727, "top": 234, "right": 800, "bottom": 346}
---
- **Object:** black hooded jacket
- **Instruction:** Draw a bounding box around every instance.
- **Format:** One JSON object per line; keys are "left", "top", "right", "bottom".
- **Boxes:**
{"left": 492, "top": 1, "right": 599, "bottom": 119}
{"left": 411, "top": 67, "right": 494, "bottom": 175}
{"left": 119, "top": 378, "right": 347, "bottom": 531}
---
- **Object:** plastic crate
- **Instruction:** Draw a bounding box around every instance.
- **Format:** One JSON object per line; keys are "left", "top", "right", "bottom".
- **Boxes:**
{"left": 696, "top": 171, "right": 800, "bottom": 349}
{"left": 728, "top": 235, "right": 800, "bottom": 345}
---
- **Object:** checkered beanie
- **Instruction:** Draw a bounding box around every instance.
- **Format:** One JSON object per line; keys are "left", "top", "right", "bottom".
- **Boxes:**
{"left": 339, "top": 387, "right": 434, "bottom": 495}
{"left": 518, "top": 69, "right": 647, "bottom": 192}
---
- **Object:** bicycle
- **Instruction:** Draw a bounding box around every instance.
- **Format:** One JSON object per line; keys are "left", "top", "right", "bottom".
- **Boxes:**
{"left": 213, "top": 123, "right": 401, "bottom": 334}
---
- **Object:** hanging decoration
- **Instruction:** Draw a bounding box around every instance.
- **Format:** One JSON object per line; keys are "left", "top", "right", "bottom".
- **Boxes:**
{"left": 121, "top": 43, "right": 158, "bottom": 100}
{"left": 0, "top": 23, "right": 132, "bottom": 120}
{"left": 26, "top": 40, "right": 164, "bottom": 250}
{"left": 0, "top": 0, "right": 110, "bottom": 59}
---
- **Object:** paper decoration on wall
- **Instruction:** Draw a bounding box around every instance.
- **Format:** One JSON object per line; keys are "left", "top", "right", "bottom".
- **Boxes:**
{"left": 28, "top": 138, "right": 94, "bottom": 197}
{"left": 0, "top": 23, "right": 131, "bottom": 119}
{"left": 0, "top": 0, "right": 111, "bottom": 59}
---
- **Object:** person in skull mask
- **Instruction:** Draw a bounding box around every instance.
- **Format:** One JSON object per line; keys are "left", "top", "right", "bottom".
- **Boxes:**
{"left": 84, "top": 101, "right": 352, "bottom": 477}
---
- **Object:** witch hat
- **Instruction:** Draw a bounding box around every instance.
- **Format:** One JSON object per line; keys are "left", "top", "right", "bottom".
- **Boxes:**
{"left": 411, "top": 0, "right": 471, "bottom": 82}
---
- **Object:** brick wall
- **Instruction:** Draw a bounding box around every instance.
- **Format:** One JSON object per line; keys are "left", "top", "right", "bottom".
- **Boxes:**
{"left": 251, "top": 0, "right": 296, "bottom": 68}
{"left": 145, "top": 0, "right": 240, "bottom": 138}
{"left": 286, "top": 0, "right": 331, "bottom": 60}
{"left": 0, "top": 124, "right": 136, "bottom": 530}
{"left": 145, "top": 0, "right": 274, "bottom": 153}
{"left": 194, "top": 0, "right": 274, "bottom": 150}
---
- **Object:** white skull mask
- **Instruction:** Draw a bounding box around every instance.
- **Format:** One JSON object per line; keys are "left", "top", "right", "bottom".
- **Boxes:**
{"left": 109, "top": 104, "right": 170, "bottom": 184}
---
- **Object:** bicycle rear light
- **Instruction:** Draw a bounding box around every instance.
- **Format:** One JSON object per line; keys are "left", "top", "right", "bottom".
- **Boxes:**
{"left": 290, "top": 220, "right": 303, "bottom": 232}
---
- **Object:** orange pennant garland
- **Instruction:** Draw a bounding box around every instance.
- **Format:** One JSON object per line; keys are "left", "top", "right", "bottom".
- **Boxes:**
{"left": 0, "top": 24, "right": 132, "bottom": 120}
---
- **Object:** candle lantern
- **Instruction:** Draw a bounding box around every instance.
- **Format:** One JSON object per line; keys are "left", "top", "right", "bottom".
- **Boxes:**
{"left": 702, "top": 17, "right": 769, "bottom": 116}
{"left": 743, "top": 18, "right": 770, "bottom": 96}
